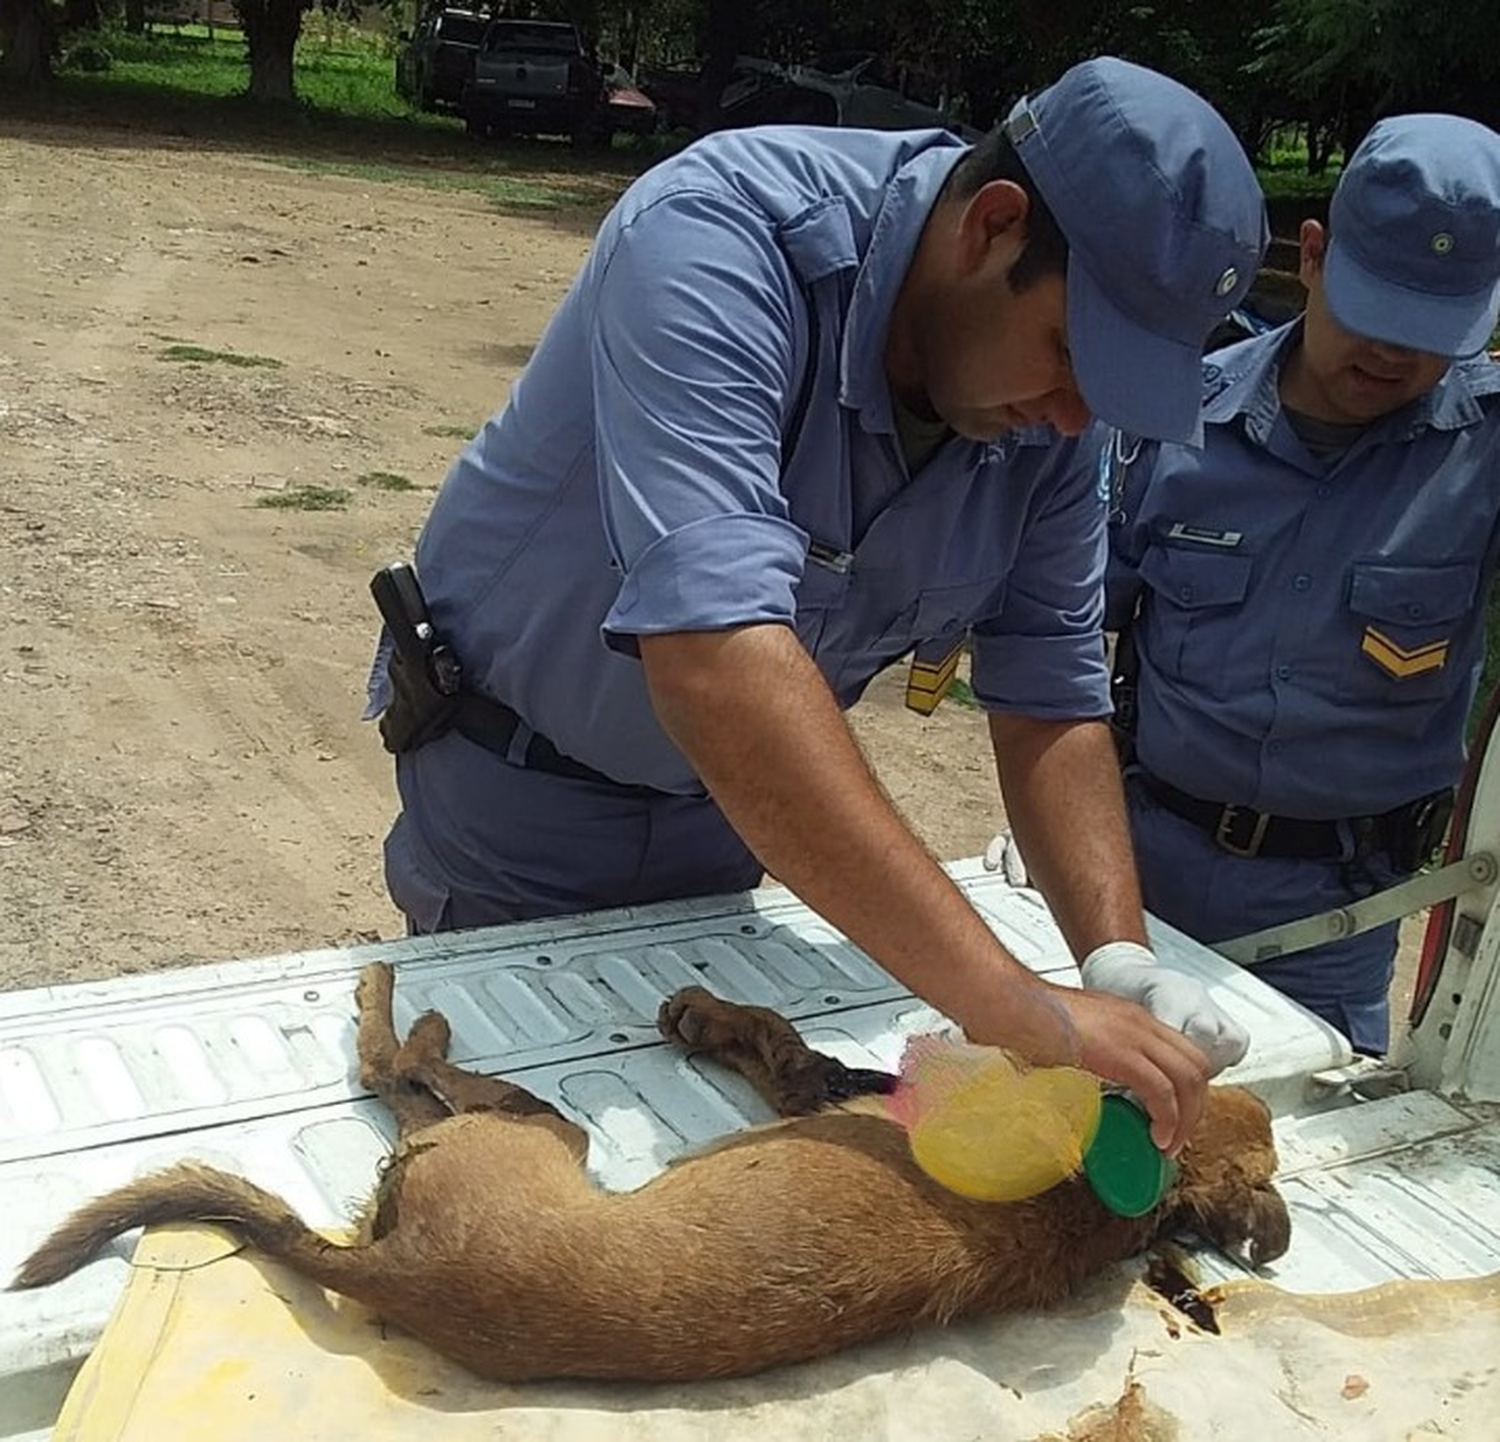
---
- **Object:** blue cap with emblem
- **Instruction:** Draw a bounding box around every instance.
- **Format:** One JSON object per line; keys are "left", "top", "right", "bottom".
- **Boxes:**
{"left": 1004, "top": 57, "right": 1268, "bottom": 446}
{"left": 1324, "top": 114, "right": 1500, "bottom": 359}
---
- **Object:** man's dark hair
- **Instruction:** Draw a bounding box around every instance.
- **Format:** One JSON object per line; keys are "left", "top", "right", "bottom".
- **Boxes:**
{"left": 948, "top": 128, "right": 1069, "bottom": 294}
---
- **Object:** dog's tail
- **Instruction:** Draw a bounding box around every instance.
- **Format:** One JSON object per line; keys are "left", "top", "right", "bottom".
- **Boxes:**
{"left": 10, "top": 1162, "right": 369, "bottom": 1293}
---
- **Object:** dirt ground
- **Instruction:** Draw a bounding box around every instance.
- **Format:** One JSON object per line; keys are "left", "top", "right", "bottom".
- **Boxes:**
{"left": 0, "top": 124, "right": 1005, "bottom": 991}
{"left": 0, "top": 122, "right": 1419, "bottom": 1014}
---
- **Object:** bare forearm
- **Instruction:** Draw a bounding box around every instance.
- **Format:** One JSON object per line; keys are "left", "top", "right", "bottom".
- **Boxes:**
{"left": 640, "top": 626, "right": 1073, "bottom": 1059}
{"left": 988, "top": 712, "right": 1147, "bottom": 960}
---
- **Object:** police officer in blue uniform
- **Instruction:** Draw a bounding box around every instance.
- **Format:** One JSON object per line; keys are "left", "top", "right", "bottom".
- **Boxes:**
{"left": 369, "top": 57, "right": 1267, "bottom": 1152}
{"left": 1104, "top": 114, "right": 1500, "bottom": 1056}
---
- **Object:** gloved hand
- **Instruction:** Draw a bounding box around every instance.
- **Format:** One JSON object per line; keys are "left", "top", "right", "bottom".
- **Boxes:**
{"left": 1080, "top": 941, "right": 1250, "bottom": 1075}
{"left": 981, "top": 829, "right": 1030, "bottom": 887}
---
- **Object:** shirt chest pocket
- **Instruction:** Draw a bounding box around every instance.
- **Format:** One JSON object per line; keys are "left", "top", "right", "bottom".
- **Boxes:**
{"left": 1137, "top": 544, "right": 1253, "bottom": 695}
{"left": 1339, "top": 560, "right": 1477, "bottom": 707}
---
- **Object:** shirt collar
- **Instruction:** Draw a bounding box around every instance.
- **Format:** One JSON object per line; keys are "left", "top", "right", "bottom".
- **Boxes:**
{"left": 839, "top": 144, "right": 965, "bottom": 434}
{"left": 1205, "top": 319, "right": 1500, "bottom": 444}
{"left": 1405, "top": 352, "right": 1500, "bottom": 436}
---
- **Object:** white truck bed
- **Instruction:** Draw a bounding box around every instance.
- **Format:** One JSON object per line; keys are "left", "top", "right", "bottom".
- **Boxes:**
{"left": 3, "top": 859, "right": 1498, "bottom": 1438}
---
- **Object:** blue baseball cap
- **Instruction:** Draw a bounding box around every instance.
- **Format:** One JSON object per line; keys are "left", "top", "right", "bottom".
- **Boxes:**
{"left": 1004, "top": 57, "right": 1268, "bottom": 445}
{"left": 1325, "top": 115, "right": 1500, "bottom": 359}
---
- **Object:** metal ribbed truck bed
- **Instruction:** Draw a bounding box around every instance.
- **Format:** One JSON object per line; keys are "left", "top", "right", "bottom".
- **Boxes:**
{"left": 4, "top": 859, "right": 1497, "bottom": 1438}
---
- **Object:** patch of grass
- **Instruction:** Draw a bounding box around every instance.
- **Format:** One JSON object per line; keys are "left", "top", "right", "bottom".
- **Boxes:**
{"left": 273, "top": 155, "right": 582, "bottom": 209}
{"left": 1258, "top": 166, "right": 1339, "bottom": 203}
{"left": 255, "top": 485, "right": 350, "bottom": 511}
{"left": 422, "top": 423, "right": 478, "bottom": 439}
{"left": 159, "top": 343, "right": 282, "bottom": 368}
{"left": 1474, "top": 587, "right": 1500, "bottom": 742}
{"left": 947, "top": 677, "right": 980, "bottom": 710}
{"left": 356, "top": 470, "right": 416, "bottom": 491}
{"left": 19, "top": 23, "right": 647, "bottom": 220}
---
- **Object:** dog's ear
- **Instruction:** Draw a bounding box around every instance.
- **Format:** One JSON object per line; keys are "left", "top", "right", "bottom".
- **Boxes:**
{"left": 1169, "top": 1177, "right": 1291, "bottom": 1266}
{"left": 1167, "top": 1087, "right": 1291, "bottom": 1266}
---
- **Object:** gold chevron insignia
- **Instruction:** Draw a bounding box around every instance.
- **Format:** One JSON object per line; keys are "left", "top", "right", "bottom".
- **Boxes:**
{"left": 905, "top": 644, "right": 963, "bottom": 715}
{"left": 1361, "top": 626, "right": 1449, "bottom": 679}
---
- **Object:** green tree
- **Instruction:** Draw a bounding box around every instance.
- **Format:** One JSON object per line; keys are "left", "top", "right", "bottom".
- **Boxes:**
{"left": 1255, "top": 0, "right": 1500, "bottom": 162}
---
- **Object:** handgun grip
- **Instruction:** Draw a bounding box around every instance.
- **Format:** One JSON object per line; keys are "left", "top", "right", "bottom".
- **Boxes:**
{"left": 371, "top": 562, "right": 435, "bottom": 669}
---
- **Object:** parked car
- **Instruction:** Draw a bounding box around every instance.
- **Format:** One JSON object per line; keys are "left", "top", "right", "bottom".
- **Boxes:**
{"left": 635, "top": 61, "right": 706, "bottom": 132}
{"left": 638, "top": 52, "right": 974, "bottom": 139}
{"left": 394, "top": 6, "right": 488, "bottom": 113}
{"left": 602, "top": 63, "right": 658, "bottom": 137}
{"left": 721, "top": 53, "right": 976, "bottom": 137}
{"left": 463, "top": 18, "right": 604, "bottom": 145}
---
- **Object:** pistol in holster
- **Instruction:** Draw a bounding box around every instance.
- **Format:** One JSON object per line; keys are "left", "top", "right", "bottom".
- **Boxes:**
{"left": 370, "top": 562, "right": 464, "bottom": 755}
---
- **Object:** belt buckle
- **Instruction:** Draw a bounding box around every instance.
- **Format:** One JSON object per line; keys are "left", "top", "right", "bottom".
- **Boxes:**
{"left": 1215, "top": 804, "right": 1270, "bottom": 858}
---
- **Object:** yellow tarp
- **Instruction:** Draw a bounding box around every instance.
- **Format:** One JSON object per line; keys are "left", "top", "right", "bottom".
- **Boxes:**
{"left": 55, "top": 1224, "right": 1500, "bottom": 1441}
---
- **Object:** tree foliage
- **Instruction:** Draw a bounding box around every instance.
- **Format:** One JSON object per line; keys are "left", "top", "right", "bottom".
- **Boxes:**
{"left": 6, "top": 0, "right": 1500, "bottom": 166}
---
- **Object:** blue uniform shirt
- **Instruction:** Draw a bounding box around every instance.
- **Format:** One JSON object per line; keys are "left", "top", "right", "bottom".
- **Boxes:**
{"left": 399, "top": 126, "right": 1110, "bottom": 798}
{"left": 1107, "top": 323, "right": 1500, "bottom": 820}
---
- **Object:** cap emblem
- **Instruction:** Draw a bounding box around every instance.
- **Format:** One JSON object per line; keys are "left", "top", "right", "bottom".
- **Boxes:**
{"left": 1431, "top": 231, "right": 1455, "bottom": 256}
{"left": 1214, "top": 266, "right": 1239, "bottom": 297}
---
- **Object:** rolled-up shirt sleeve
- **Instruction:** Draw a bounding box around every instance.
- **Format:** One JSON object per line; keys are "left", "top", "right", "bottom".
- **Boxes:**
{"left": 590, "top": 189, "right": 813, "bottom": 653}
{"left": 969, "top": 442, "right": 1112, "bottom": 719}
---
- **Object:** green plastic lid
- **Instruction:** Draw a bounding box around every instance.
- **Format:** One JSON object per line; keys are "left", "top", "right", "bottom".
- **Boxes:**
{"left": 1081, "top": 1094, "right": 1178, "bottom": 1218}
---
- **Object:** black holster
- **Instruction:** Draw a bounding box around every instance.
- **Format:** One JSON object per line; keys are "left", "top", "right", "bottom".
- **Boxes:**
{"left": 1385, "top": 789, "right": 1456, "bottom": 873}
{"left": 379, "top": 646, "right": 462, "bottom": 755}
{"left": 1108, "top": 625, "right": 1140, "bottom": 767}
{"left": 370, "top": 563, "right": 464, "bottom": 756}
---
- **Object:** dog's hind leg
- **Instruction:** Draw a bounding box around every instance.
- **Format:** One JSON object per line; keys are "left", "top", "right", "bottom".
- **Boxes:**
{"left": 658, "top": 987, "right": 896, "bottom": 1116}
{"left": 387, "top": 996, "right": 589, "bottom": 1161}
{"left": 356, "top": 962, "right": 451, "bottom": 1139}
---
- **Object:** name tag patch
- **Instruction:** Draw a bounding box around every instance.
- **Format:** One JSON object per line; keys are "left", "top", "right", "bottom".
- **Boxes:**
{"left": 1165, "top": 522, "right": 1243, "bottom": 548}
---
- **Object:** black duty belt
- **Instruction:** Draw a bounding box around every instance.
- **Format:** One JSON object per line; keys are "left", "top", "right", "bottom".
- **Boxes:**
{"left": 1136, "top": 769, "right": 1452, "bottom": 865}
{"left": 454, "top": 693, "right": 667, "bottom": 797}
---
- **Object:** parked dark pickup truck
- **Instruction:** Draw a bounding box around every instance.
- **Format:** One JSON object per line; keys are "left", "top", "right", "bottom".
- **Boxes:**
{"left": 394, "top": 6, "right": 487, "bottom": 112}
{"left": 462, "top": 19, "right": 604, "bottom": 144}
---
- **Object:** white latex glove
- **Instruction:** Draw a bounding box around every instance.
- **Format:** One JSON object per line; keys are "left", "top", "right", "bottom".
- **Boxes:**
{"left": 981, "top": 829, "right": 1030, "bottom": 887}
{"left": 1080, "top": 941, "right": 1250, "bottom": 1075}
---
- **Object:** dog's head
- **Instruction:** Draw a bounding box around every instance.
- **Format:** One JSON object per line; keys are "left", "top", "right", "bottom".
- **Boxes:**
{"left": 1163, "top": 1086, "right": 1290, "bottom": 1267}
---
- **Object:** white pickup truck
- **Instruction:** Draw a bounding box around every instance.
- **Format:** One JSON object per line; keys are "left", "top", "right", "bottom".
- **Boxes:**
{"left": 3, "top": 709, "right": 1500, "bottom": 1437}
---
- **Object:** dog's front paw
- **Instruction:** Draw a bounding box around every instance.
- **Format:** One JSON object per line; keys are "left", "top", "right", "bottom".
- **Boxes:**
{"left": 658, "top": 987, "right": 735, "bottom": 1048}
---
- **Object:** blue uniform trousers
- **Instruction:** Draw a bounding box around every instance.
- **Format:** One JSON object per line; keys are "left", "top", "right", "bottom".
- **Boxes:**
{"left": 1126, "top": 774, "right": 1406, "bottom": 1055}
{"left": 386, "top": 732, "right": 764, "bottom": 933}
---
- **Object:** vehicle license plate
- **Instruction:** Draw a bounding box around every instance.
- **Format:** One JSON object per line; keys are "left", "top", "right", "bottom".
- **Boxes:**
{"left": 507, "top": 98, "right": 537, "bottom": 109}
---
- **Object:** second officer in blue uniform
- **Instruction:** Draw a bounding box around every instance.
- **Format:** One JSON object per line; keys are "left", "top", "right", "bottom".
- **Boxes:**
{"left": 1106, "top": 114, "right": 1500, "bottom": 1055}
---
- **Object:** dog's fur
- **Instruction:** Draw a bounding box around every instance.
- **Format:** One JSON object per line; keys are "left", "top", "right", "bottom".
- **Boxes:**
{"left": 11, "top": 963, "right": 1289, "bottom": 1382}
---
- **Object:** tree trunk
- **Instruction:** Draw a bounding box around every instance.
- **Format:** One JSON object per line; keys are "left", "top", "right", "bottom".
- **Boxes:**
{"left": 61, "top": 0, "right": 102, "bottom": 33}
{"left": 123, "top": 0, "right": 145, "bottom": 35}
{"left": 234, "top": 0, "right": 308, "bottom": 104}
{"left": 0, "top": 0, "right": 54, "bottom": 88}
{"left": 696, "top": 0, "right": 752, "bottom": 132}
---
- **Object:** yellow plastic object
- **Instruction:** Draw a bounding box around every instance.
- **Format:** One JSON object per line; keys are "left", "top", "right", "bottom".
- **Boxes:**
{"left": 893, "top": 1036, "right": 1103, "bottom": 1202}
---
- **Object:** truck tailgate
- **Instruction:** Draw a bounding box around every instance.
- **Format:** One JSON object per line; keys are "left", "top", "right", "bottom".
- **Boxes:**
{"left": 3, "top": 859, "right": 1493, "bottom": 1438}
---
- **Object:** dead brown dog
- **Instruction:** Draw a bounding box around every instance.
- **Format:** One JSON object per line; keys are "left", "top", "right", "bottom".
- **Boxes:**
{"left": 12, "top": 962, "right": 1289, "bottom": 1382}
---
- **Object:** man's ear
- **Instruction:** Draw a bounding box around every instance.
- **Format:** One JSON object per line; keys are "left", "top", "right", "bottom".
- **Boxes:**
{"left": 1298, "top": 219, "right": 1328, "bottom": 288}
{"left": 957, "top": 180, "right": 1030, "bottom": 276}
